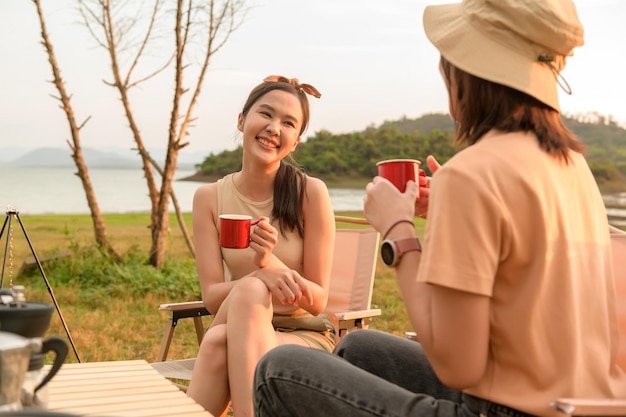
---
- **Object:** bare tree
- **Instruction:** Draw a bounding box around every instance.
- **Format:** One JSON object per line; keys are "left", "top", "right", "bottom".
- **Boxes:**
{"left": 78, "top": 0, "right": 248, "bottom": 267}
{"left": 32, "top": 0, "right": 120, "bottom": 261}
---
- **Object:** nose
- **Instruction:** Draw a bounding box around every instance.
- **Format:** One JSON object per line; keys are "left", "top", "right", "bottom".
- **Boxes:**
{"left": 266, "top": 119, "right": 279, "bottom": 135}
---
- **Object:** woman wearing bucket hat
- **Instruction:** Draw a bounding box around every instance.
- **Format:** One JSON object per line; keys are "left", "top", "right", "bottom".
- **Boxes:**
{"left": 253, "top": 1, "right": 626, "bottom": 417}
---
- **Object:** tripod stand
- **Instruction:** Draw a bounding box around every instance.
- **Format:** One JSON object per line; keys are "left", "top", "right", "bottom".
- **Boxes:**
{"left": 0, "top": 206, "right": 81, "bottom": 362}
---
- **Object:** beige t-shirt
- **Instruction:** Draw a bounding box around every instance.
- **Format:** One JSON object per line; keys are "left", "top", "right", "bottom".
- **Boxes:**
{"left": 216, "top": 173, "right": 304, "bottom": 281}
{"left": 418, "top": 132, "right": 626, "bottom": 416}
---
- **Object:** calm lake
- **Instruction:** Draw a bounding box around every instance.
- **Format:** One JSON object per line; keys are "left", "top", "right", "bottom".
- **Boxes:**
{"left": 0, "top": 168, "right": 366, "bottom": 215}
{"left": 1, "top": 168, "right": 624, "bottom": 226}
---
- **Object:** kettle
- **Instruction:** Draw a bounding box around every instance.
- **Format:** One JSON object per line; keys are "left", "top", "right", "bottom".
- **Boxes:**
{"left": 0, "top": 286, "right": 68, "bottom": 410}
{"left": 0, "top": 331, "right": 40, "bottom": 411}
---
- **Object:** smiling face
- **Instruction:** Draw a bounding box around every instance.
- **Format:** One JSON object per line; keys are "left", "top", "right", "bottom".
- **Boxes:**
{"left": 238, "top": 89, "right": 303, "bottom": 166}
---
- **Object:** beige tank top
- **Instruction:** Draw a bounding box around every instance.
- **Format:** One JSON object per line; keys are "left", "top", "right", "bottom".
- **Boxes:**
{"left": 216, "top": 173, "right": 304, "bottom": 281}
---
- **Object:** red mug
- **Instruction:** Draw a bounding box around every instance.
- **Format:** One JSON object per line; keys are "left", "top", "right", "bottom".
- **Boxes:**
{"left": 377, "top": 159, "right": 421, "bottom": 195}
{"left": 219, "top": 214, "right": 260, "bottom": 249}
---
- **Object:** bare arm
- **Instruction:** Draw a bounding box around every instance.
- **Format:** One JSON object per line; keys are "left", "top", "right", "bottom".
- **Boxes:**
{"left": 298, "top": 177, "right": 336, "bottom": 315}
{"left": 192, "top": 184, "right": 238, "bottom": 313}
{"left": 364, "top": 176, "right": 490, "bottom": 389}
{"left": 393, "top": 238, "right": 490, "bottom": 389}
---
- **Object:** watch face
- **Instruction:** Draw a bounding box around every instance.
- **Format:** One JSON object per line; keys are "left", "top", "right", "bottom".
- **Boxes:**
{"left": 381, "top": 241, "right": 395, "bottom": 266}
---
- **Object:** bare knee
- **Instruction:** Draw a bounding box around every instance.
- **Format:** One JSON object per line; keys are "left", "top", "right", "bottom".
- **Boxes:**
{"left": 229, "top": 276, "right": 272, "bottom": 307}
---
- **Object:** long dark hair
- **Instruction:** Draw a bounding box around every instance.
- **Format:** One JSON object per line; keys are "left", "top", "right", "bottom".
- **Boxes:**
{"left": 240, "top": 80, "right": 311, "bottom": 237}
{"left": 440, "top": 57, "right": 584, "bottom": 162}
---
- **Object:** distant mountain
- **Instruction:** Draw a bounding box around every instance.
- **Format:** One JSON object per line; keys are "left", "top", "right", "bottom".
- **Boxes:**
{"left": 0, "top": 146, "right": 33, "bottom": 163}
{"left": 6, "top": 147, "right": 138, "bottom": 168}
{"left": 2, "top": 146, "right": 212, "bottom": 170}
{"left": 379, "top": 112, "right": 455, "bottom": 135}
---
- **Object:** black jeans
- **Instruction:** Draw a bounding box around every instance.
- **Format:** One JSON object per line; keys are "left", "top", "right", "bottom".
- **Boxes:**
{"left": 255, "top": 329, "right": 467, "bottom": 417}
{"left": 254, "top": 329, "right": 537, "bottom": 417}
{"left": 254, "top": 330, "right": 532, "bottom": 417}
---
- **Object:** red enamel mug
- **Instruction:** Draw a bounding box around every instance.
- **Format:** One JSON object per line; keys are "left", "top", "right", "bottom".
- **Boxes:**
{"left": 219, "top": 214, "right": 260, "bottom": 249}
{"left": 377, "top": 159, "right": 422, "bottom": 196}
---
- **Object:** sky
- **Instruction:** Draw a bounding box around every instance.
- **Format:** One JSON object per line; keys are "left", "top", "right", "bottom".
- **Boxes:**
{"left": 1, "top": 0, "right": 625, "bottom": 158}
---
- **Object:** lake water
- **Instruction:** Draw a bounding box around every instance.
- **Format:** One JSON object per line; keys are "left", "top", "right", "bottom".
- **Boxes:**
{"left": 1, "top": 168, "right": 624, "bottom": 226}
{"left": 0, "top": 167, "right": 366, "bottom": 215}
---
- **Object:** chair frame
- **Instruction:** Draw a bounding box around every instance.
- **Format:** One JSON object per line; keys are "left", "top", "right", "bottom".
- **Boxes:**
{"left": 553, "top": 225, "right": 626, "bottom": 416}
{"left": 157, "top": 301, "right": 209, "bottom": 362}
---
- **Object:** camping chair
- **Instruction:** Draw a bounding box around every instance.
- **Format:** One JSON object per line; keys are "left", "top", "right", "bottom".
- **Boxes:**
{"left": 552, "top": 225, "right": 626, "bottom": 416}
{"left": 150, "top": 215, "right": 381, "bottom": 384}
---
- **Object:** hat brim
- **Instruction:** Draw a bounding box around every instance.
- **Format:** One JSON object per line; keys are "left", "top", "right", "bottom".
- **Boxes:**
{"left": 423, "top": 3, "right": 560, "bottom": 111}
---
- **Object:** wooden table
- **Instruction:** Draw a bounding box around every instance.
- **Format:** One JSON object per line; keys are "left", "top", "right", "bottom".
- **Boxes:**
{"left": 45, "top": 359, "right": 214, "bottom": 417}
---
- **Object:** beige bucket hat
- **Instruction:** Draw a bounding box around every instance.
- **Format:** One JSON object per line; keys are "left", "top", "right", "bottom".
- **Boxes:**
{"left": 423, "top": 0, "right": 584, "bottom": 111}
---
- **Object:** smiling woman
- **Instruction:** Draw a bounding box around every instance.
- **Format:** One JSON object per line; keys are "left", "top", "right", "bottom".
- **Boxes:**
{"left": 185, "top": 75, "right": 342, "bottom": 416}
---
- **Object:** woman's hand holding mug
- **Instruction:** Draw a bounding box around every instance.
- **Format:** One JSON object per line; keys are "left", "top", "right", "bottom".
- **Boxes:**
{"left": 415, "top": 155, "right": 441, "bottom": 219}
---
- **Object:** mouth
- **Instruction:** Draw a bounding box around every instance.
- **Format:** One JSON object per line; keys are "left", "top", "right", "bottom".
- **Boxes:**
{"left": 256, "top": 136, "right": 280, "bottom": 149}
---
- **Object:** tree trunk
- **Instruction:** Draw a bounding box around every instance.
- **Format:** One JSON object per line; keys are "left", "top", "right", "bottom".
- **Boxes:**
{"left": 144, "top": 153, "right": 196, "bottom": 260}
{"left": 149, "top": 151, "right": 179, "bottom": 266}
{"left": 76, "top": 0, "right": 247, "bottom": 267}
{"left": 33, "top": 0, "right": 119, "bottom": 260}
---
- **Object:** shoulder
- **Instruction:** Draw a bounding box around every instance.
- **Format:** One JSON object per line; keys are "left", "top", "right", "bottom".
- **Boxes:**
{"left": 193, "top": 182, "right": 218, "bottom": 206}
{"left": 193, "top": 174, "right": 232, "bottom": 201}
{"left": 302, "top": 175, "right": 334, "bottom": 222}
{"left": 194, "top": 181, "right": 218, "bottom": 196}
{"left": 303, "top": 175, "right": 330, "bottom": 197}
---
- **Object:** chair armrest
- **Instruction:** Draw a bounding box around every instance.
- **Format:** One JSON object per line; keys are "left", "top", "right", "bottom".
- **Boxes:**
{"left": 158, "top": 301, "right": 211, "bottom": 327}
{"left": 333, "top": 309, "right": 381, "bottom": 321}
{"left": 552, "top": 398, "right": 626, "bottom": 416}
{"left": 333, "top": 309, "right": 382, "bottom": 338}
{"left": 159, "top": 301, "right": 208, "bottom": 314}
{"left": 334, "top": 215, "right": 370, "bottom": 225}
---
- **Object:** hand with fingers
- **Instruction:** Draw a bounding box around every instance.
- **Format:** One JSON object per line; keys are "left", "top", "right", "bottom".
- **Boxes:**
{"left": 248, "top": 216, "right": 279, "bottom": 268}
{"left": 415, "top": 155, "right": 442, "bottom": 219}
{"left": 253, "top": 267, "right": 313, "bottom": 307}
{"left": 364, "top": 176, "right": 418, "bottom": 237}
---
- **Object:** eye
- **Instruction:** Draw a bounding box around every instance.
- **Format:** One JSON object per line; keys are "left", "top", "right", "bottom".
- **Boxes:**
{"left": 259, "top": 110, "right": 271, "bottom": 118}
{"left": 283, "top": 120, "right": 296, "bottom": 128}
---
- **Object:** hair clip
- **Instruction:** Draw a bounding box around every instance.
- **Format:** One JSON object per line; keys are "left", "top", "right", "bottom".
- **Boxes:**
{"left": 263, "top": 75, "right": 322, "bottom": 99}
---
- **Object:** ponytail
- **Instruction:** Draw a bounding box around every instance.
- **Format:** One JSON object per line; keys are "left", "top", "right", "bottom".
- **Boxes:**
{"left": 272, "top": 161, "right": 306, "bottom": 238}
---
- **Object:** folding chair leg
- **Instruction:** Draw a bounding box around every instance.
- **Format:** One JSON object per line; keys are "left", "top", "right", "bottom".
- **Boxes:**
{"left": 193, "top": 316, "right": 204, "bottom": 345}
{"left": 156, "top": 303, "right": 210, "bottom": 362}
{"left": 157, "top": 318, "right": 176, "bottom": 362}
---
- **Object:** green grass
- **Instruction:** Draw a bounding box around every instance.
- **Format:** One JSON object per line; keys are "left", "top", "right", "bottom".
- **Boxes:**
{"left": 2, "top": 211, "right": 421, "bottom": 364}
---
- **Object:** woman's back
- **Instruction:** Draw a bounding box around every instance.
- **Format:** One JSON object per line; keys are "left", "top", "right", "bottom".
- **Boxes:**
{"left": 422, "top": 130, "right": 626, "bottom": 414}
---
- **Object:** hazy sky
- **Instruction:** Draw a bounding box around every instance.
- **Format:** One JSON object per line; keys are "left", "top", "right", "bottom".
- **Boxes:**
{"left": 1, "top": 0, "right": 625, "bottom": 157}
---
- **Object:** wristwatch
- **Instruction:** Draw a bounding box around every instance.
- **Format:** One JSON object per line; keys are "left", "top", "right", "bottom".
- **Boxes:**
{"left": 380, "top": 238, "right": 422, "bottom": 267}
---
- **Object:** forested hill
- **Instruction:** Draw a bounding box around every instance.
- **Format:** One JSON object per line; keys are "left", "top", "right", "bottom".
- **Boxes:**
{"left": 193, "top": 113, "right": 626, "bottom": 192}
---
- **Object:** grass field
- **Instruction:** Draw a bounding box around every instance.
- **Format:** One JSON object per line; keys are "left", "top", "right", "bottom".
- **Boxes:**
{"left": 2, "top": 211, "right": 422, "bottom": 364}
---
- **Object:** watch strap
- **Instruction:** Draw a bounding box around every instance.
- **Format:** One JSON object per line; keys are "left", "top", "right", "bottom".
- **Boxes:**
{"left": 395, "top": 237, "right": 422, "bottom": 255}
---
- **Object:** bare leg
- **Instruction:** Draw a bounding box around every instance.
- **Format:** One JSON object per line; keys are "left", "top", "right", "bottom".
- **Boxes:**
{"left": 189, "top": 277, "right": 311, "bottom": 417}
{"left": 227, "top": 278, "right": 310, "bottom": 417}
{"left": 227, "top": 278, "right": 276, "bottom": 417}
{"left": 187, "top": 324, "right": 230, "bottom": 417}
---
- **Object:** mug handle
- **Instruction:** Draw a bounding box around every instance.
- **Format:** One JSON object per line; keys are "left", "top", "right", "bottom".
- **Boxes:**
{"left": 35, "top": 336, "right": 69, "bottom": 393}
